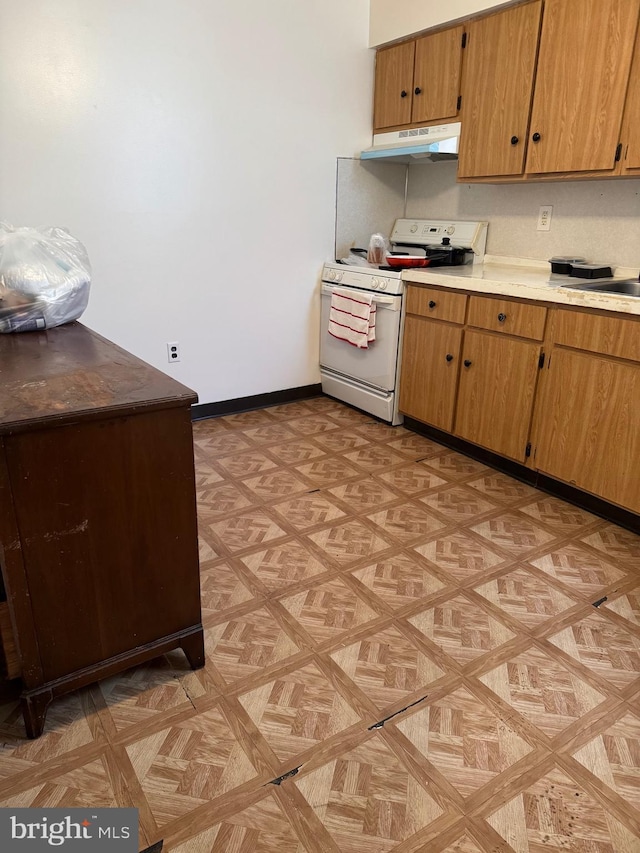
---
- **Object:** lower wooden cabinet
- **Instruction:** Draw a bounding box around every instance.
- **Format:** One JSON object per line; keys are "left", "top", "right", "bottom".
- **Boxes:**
{"left": 399, "top": 283, "right": 640, "bottom": 516}
{"left": 455, "top": 330, "right": 541, "bottom": 462}
{"left": 551, "top": 307, "right": 640, "bottom": 361}
{"left": 399, "top": 315, "right": 462, "bottom": 431}
{"left": 535, "top": 347, "right": 640, "bottom": 513}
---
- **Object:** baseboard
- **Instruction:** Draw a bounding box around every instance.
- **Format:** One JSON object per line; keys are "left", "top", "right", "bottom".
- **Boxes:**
{"left": 191, "top": 384, "right": 323, "bottom": 420}
{"left": 404, "top": 417, "right": 640, "bottom": 534}
{"left": 534, "top": 474, "right": 640, "bottom": 534}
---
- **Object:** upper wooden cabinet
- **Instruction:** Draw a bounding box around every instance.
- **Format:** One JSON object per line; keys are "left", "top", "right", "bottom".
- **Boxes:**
{"left": 373, "top": 26, "right": 465, "bottom": 131}
{"left": 413, "top": 27, "right": 465, "bottom": 126}
{"left": 619, "top": 19, "right": 640, "bottom": 173}
{"left": 458, "top": 2, "right": 542, "bottom": 179}
{"left": 373, "top": 41, "right": 415, "bottom": 130}
{"left": 456, "top": 0, "right": 640, "bottom": 180}
{"left": 525, "top": 0, "right": 640, "bottom": 175}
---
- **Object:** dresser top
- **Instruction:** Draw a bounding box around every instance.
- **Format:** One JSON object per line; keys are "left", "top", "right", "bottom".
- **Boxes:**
{"left": 0, "top": 323, "right": 197, "bottom": 434}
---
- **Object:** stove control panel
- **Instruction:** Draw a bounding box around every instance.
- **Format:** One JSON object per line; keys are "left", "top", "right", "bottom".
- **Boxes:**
{"left": 391, "top": 219, "right": 488, "bottom": 262}
{"left": 321, "top": 263, "right": 403, "bottom": 295}
{"left": 408, "top": 223, "right": 455, "bottom": 237}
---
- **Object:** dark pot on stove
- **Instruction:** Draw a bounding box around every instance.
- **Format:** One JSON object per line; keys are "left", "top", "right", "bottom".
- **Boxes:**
{"left": 424, "top": 238, "right": 470, "bottom": 266}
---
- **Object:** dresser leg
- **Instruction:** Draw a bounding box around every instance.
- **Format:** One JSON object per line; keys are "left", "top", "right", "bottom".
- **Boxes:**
{"left": 180, "top": 629, "right": 205, "bottom": 670}
{"left": 21, "top": 689, "right": 53, "bottom": 739}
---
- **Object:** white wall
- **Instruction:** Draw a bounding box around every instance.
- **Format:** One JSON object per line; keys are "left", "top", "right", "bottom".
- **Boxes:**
{"left": 369, "top": 0, "right": 508, "bottom": 46}
{"left": 0, "top": 0, "right": 373, "bottom": 405}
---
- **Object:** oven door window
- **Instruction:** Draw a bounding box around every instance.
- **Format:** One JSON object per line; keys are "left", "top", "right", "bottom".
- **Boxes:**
{"left": 320, "top": 287, "right": 402, "bottom": 392}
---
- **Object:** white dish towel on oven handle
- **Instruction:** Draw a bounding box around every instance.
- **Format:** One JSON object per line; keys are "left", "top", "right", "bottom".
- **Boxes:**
{"left": 328, "top": 287, "right": 376, "bottom": 349}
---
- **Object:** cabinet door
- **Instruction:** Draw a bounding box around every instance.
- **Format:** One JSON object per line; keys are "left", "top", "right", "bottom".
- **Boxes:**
{"left": 536, "top": 348, "right": 640, "bottom": 512}
{"left": 399, "top": 316, "right": 462, "bottom": 431}
{"left": 457, "top": 2, "right": 542, "bottom": 178}
{"left": 455, "top": 331, "right": 541, "bottom": 461}
{"left": 374, "top": 41, "right": 415, "bottom": 130}
{"left": 526, "top": 0, "right": 640, "bottom": 174}
{"left": 619, "top": 23, "right": 640, "bottom": 172}
{"left": 412, "top": 26, "right": 464, "bottom": 125}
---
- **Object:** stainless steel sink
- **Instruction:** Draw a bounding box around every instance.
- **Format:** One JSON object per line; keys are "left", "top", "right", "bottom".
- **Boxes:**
{"left": 562, "top": 278, "right": 640, "bottom": 296}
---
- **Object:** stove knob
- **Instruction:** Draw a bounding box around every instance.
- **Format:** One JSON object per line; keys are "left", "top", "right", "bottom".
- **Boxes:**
{"left": 335, "top": 271, "right": 343, "bottom": 282}
{"left": 446, "top": 225, "right": 455, "bottom": 235}
{"left": 372, "top": 278, "right": 380, "bottom": 290}
{"left": 328, "top": 270, "right": 336, "bottom": 281}
{"left": 378, "top": 279, "right": 388, "bottom": 290}
{"left": 410, "top": 224, "right": 418, "bottom": 233}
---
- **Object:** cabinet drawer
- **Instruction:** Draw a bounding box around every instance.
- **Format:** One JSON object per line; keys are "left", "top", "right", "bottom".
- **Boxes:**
{"left": 405, "top": 286, "right": 467, "bottom": 323}
{"left": 468, "top": 295, "right": 547, "bottom": 339}
{"left": 552, "top": 308, "right": 640, "bottom": 361}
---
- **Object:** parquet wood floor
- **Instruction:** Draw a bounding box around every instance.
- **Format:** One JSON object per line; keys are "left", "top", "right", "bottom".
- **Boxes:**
{"left": 2, "top": 397, "right": 639, "bottom": 852}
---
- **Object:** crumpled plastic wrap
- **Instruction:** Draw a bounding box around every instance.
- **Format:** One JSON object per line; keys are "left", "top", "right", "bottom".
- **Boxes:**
{"left": 0, "top": 222, "right": 91, "bottom": 332}
{"left": 367, "top": 233, "right": 389, "bottom": 265}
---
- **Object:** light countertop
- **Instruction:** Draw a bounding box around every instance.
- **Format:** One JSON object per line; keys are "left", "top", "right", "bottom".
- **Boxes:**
{"left": 402, "top": 256, "right": 640, "bottom": 316}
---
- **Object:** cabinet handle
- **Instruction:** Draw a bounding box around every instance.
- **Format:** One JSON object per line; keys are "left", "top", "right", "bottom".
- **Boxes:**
{"left": 497, "top": 312, "right": 507, "bottom": 323}
{"left": 464, "top": 359, "right": 472, "bottom": 367}
{"left": 401, "top": 90, "right": 408, "bottom": 98}
{"left": 414, "top": 87, "right": 422, "bottom": 95}
{"left": 445, "top": 353, "right": 454, "bottom": 362}
{"left": 510, "top": 135, "right": 519, "bottom": 145}
{"left": 532, "top": 132, "right": 541, "bottom": 142}
{"left": 428, "top": 300, "right": 436, "bottom": 308}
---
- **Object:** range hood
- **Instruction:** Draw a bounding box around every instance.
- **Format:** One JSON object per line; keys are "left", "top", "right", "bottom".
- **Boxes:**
{"left": 360, "top": 122, "right": 461, "bottom": 164}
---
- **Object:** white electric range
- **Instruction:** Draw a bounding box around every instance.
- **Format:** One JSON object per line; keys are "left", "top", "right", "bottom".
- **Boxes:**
{"left": 320, "top": 219, "right": 488, "bottom": 425}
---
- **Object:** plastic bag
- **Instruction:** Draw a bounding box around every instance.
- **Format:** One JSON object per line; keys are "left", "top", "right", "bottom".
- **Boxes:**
{"left": 0, "top": 222, "right": 91, "bottom": 333}
{"left": 367, "top": 233, "right": 390, "bottom": 265}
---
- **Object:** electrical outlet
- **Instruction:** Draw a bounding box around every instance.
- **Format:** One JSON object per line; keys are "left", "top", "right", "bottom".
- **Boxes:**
{"left": 167, "top": 341, "right": 180, "bottom": 363}
{"left": 537, "top": 205, "right": 553, "bottom": 231}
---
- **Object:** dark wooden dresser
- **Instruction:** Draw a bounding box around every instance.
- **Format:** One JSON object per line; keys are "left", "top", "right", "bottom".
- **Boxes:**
{"left": 0, "top": 322, "right": 204, "bottom": 737}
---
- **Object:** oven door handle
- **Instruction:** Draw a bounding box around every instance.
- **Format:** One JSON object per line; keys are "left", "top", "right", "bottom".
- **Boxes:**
{"left": 321, "top": 284, "right": 399, "bottom": 309}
